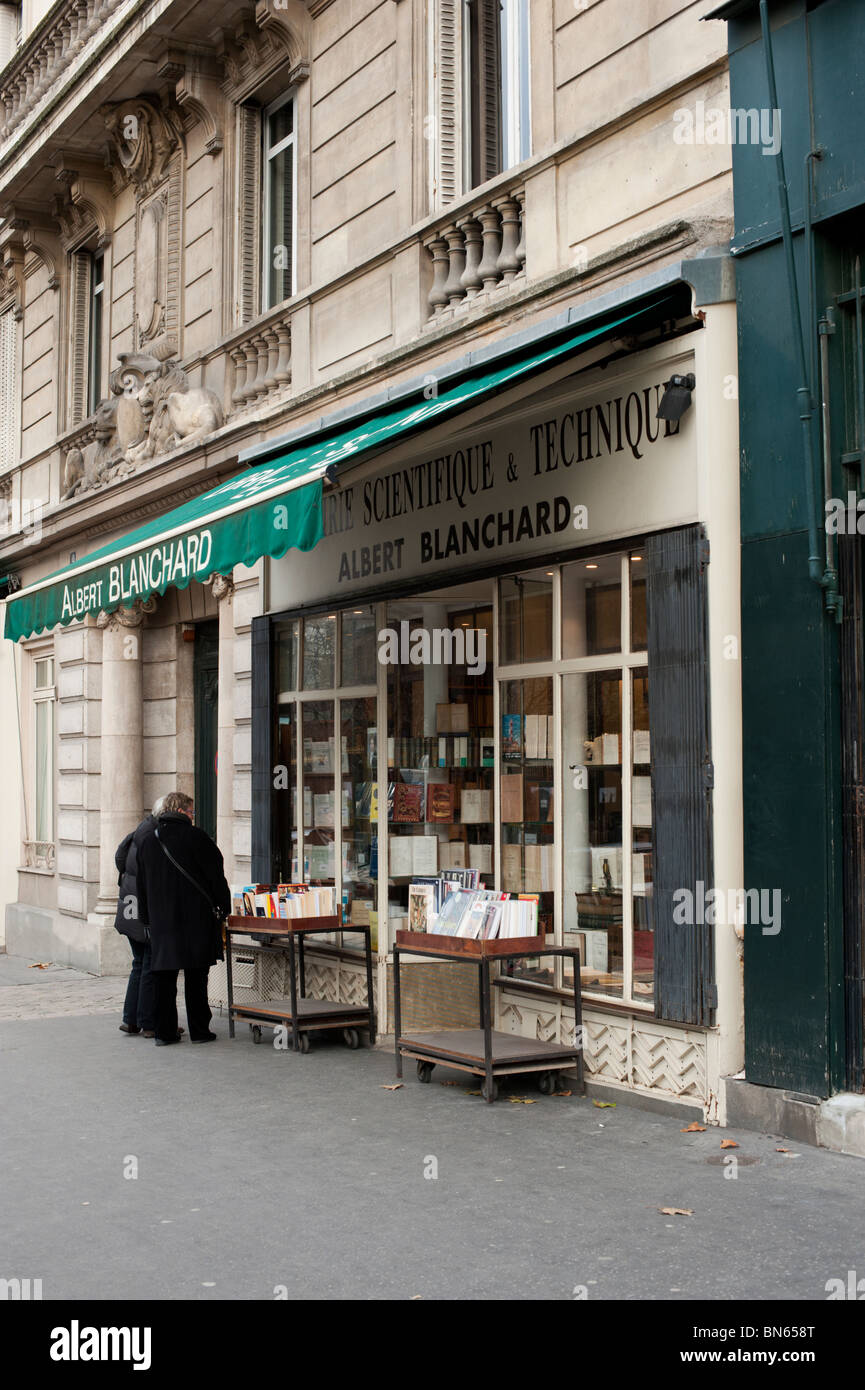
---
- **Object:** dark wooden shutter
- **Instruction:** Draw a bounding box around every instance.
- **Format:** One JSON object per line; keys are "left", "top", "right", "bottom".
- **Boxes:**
{"left": 470, "top": 0, "right": 502, "bottom": 187}
{"left": 251, "top": 614, "right": 273, "bottom": 881}
{"left": 237, "top": 103, "right": 261, "bottom": 325}
{"left": 645, "top": 525, "right": 715, "bottom": 1025}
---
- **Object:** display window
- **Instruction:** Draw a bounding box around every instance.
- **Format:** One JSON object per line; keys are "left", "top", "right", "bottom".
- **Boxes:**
{"left": 268, "top": 549, "right": 654, "bottom": 1007}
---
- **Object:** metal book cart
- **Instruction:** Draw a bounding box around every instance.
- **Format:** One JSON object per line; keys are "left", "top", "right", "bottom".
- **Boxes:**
{"left": 225, "top": 915, "right": 376, "bottom": 1053}
{"left": 393, "top": 931, "right": 584, "bottom": 1102}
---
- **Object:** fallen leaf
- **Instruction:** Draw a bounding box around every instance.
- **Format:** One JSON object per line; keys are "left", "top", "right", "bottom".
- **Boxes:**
{"left": 659, "top": 1207, "right": 694, "bottom": 1217}
{"left": 509, "top": 1097, "right": 537, "bottom": 1104}
{"left": 380, "top": 1083, "right": 403, "bottom": 1091}
{"left": 29, "top": 962, "right": 53, "bottom": 970}
{"left": 593, "top": 1100, "right": 616, "bottom": 1108}
{"left": 553, "top": 1090, "right": 573, "bottom": 1097}
{"left": 775, "top": 1146, "right": 790, "bottom": 1153}
{"left": 720, "top": 1139, "right": 739, "bottom": 1149}
{"left": 439, "top": 1080, "right": 459, "bottom": 1087}
{"left": 465, "top": 1089, "right": 482, "bottom": 1096}
{"left": 680, "top": 1122, "right": 707, "bottom": 1132}
{"left": 410, "top": 1295, "right": 422, "bottom": 1300}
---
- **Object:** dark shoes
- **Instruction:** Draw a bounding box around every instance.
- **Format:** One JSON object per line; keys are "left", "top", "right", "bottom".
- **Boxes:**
{"left": 190, "top": 1032, "right": 217, "bottom": 1043}
{"left": 143, "top": 1027, "right": 183, "bottom": 1039}
{"left": 155, "top": 1030, "right": 185, "bottom": 1045}
{"left": 119, "top": 1023, "right": 141, "bottom": 1035}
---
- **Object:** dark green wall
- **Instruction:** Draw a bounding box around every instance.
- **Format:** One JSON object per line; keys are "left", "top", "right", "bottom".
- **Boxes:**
{"left": 724, "top": 0, "right": 862, "bottom": 1093}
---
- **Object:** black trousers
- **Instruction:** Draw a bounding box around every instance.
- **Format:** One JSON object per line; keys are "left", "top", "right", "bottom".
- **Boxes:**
{"left": 152, "top": 967, "right": 212, "bottom": 1041}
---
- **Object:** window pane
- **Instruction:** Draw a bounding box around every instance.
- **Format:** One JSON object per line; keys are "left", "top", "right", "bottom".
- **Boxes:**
{"left": 88, "top": 255, "right": 103, "bottom": 416}
{"left": 632, "top": 666, "right": 654, "bottom": 1002}
{"left": 342, "top": 696, "right": 377, "bottom": 944}
{"left": 302, "top": 701, "right": 336, "bottom": 891}
{"left": 499, "top": 570, "right": 553, "bottom": 664}
{"left": 385, "top": 597, "right": 495, "bottom": 949}
{"left": 268, "top": 102, "right": 293, "bottom": 148}
{"left": 500, "top": 675, "right": 555, "bottom": 984}
{"left": 34, "top": 657, "right": 54, "bottom": 690}
{"left": 303, "top": 615, "right": 335, "bottom": 689}
{"left": 35, "top": 699, "right": 53, "bottom": 843}
{"left": 276, "top": 620, "right": 299, "bottom": 695}
{"left": 267, "top": 142, "right": 293, "bottom": 306}
{"left": 562, "top": 670, "right": 623, "bottom": 998}
{"left": 341, "top": 607, "right": 377, "bottom": 686}
{"left": 274, "top": 703, "right": 297, "bottom": 883}
{"left": 630, "top": 552, "right": 648, "bottom": 650}
{"left": 562, "top": 554, "right": 622, "bottom": 658}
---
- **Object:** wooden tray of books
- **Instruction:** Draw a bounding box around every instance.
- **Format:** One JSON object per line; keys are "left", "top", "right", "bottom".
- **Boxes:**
{"left": 395, "top": 929, "right": 549, "bottom": 958}
{"left": 227, "top": 914, "right": 343, "bottom": 935}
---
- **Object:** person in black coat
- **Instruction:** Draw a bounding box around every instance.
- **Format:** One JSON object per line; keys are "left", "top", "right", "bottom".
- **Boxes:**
{"left": 115, "top": 796, "right": 165, "bottom": 1037}
{"left": 136, "top": 790, "right": 231, "bottom": 1045}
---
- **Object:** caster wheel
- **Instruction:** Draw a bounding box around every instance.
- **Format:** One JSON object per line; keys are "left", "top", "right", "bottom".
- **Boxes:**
{"left": 481, "top": 1078, "right": 499, "bottom": 1103}
{"left": 298, "top": 1033, "right": 311, "bottom": 1054}
{"left": 416, "top": 1061, "right": 434, "bottom": 1083}
{"left": 251, "top": 1025, "right": 262, "bottom": 1045}
{"left": 538, "top": 1073, "right": 556, "bottom": 1094}
{"left": 344, "top": 1028, "right": 360, "bottom": 1049}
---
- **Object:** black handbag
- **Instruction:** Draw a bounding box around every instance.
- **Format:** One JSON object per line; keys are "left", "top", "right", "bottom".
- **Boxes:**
{"left": 154, "top": 828, "right": 225, "bottom": 923}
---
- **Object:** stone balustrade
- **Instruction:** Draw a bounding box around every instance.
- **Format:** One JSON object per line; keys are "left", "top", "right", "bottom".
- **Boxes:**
{"left": 0, "top": 0, "right": 127, "bottom": 140}
{"left": 423, "top": 185, "right": 526, "bottom": 320}
{"left": 225, "top": 307, "right": 292, "bottom": 414}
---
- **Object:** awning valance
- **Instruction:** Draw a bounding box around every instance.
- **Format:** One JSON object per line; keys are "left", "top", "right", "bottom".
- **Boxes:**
{"left": 3, "top": 292, "right": 675, "bottom": 642}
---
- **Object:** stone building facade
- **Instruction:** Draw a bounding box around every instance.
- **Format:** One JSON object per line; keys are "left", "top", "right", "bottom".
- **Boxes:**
{"left": 0, "top": 0, "right": 743, "bottom": 1115}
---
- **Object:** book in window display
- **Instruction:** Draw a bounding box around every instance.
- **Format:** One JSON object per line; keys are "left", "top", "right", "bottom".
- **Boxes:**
{"left": 460, "top": 788, "right": 492, "bottom": 822}
{"left": 500, "top": 772, "right": 523, "bottom": 822}
{"left": 408, "top": 883, "right": 437, "bottom": 934}
{"left": 426, "top": 782, "right": 455, "bottom": 823}
{"left": 392, "top": 782, "right": 424, "bottom": 823}
{"left": 501, "top": 714, "right": 522, "bottom": 760}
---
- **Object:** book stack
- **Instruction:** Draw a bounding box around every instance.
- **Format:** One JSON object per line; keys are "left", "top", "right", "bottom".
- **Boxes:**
{"left": 406, "top": 884, "right": 540, "bottom": 940}
{"left": 230, "top": 884, "right": 338, "bottom": 918}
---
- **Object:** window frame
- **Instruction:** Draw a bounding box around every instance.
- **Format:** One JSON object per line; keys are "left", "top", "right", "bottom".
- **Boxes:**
{"left": 24, "top": 644, "right": 56, "bottom": 872}
{"left": 261, "top": 89, "right": 298, "bottom": 313}
{"left": 462, "top": 0, "right": 531, "bottom": 193}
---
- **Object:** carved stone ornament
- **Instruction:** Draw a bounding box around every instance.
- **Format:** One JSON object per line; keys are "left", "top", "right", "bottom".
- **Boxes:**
{"left": 63, "top": 352, "right": 225, "bottom": 499}
{"left": 99, "top": 96, "right": 185, "bottom": 197}
{"left": 96, "top": 598, "right": 158, "bottom": 630}
{"left": 209, "top": 573, "right": 235, "bottom": 602}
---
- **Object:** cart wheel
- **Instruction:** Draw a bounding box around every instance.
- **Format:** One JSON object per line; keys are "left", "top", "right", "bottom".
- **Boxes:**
{"left": 538, "top": 1072, "right": 556, "bottom": 1094}
{"left": 416, "top": 1060, "right": 434, "bottom": 1083}
{"left": 343, "top": 1028, "right": 360, "bottom": 1050}
{"left": 298, "top": 1033, "right": 311, "bottom": 1054}
{"left": 481, "top": 1078, "right": 498, "bottom": 1103}
{"left": 251, "top": 1025, "right": 263, "bottom": 1045}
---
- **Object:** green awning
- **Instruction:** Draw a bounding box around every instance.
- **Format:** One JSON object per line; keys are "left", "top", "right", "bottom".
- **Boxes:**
{"left": 3, "top": 293, "right": 672, "bottom": 642}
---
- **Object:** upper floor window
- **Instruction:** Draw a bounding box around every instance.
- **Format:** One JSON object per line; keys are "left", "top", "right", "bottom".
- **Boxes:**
{"left": 262, "top": 92, "right": 296, "bottom": 310}
{"left": 87, "top": 250, "right": 105, "bottom": 416}
{"left": 0, "top": 306, "right": 18, "bottom": 473}
{"left": 464, "top": 0, "right": 531, "bottom": 190}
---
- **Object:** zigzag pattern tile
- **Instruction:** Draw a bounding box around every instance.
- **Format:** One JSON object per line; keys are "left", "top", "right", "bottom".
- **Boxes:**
{"left": 631, "top": 1028, "right": 706, "bottom": 1097}
{"left": 584, "top": 1019, "right": 628, "bottom": 1082}
{"left": 536, "top": 1012, "right": 558, "bottom": 1043}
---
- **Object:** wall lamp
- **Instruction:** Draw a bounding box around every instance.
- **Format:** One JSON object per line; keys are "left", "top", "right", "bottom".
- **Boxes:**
{"left": 657, "top": 373, "right": 696, "bottom": 423}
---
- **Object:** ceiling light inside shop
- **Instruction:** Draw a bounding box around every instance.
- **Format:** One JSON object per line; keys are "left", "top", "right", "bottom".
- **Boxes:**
{"left": 585, "top": 563, "right": 598, "bottom": 570}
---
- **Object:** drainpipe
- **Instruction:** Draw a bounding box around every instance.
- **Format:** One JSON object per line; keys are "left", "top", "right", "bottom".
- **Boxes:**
{"left": 758, "top": 0, "right": 841, "bottom": 621}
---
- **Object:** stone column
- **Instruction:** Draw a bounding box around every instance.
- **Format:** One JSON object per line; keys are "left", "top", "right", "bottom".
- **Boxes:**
{"left": 90, "top": 599, "right": 156, "bottom": 924}
{"left": 212, "top": 573, "right": 235, "bottom": 882}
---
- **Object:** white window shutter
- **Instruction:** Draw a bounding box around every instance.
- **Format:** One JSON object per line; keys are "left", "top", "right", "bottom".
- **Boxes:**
{"left": 237, "top": 104, "right": 262, "bottom": 325}
{"left": 432, "top": 0, "right": 462, "bottom": 209}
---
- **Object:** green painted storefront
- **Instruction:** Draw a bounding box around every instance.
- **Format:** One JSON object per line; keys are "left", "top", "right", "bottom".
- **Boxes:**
{"left": 714, "top": 0, "right": 865, "bottom": 1095}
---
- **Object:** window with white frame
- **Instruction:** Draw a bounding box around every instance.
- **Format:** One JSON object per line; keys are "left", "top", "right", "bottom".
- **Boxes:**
{"left": 262, "top": 92, "right": 296, "bottom": 311}
{"left": 87, "top": 250, "right": 105, "bottom": 416}
{"left": 27, "top": 651, "right": 55, "bottom": 870}
{"left": 464, "top": 0, "right": 531, "bottom": 190}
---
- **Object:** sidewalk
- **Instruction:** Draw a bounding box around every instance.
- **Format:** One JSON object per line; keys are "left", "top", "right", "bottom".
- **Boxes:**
{"left": 1, "top": 953, "right": 863, "bottom": 1301}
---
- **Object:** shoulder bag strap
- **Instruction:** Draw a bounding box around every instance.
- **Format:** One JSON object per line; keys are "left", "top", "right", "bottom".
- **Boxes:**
{"left": 154, "top": 827, "right": 221, "bottom": 919}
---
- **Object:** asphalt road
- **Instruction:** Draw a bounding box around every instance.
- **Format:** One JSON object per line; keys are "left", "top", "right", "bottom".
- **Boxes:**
{"left": 1, "top": 953, "right": 863, "bottom": 1303}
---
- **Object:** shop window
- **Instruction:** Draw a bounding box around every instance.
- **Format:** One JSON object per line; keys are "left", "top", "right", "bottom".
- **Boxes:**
{"left": 276, "top": 618, "right": 299, "bottom": 696}
{"left": 385, "top": 596, "right": 495, "bottom": 948}
{"left": 630, "top": 552, "right": 647, "bottom": 650}
{"left": 303, "top": 614, "right": 335, "bottom": 689}
{"left": 631, "top": 666, "right": 653, "bottom": 1002}
{"left": 341, "top": 607, "right": 377, "bottom": 687}
{"left": 500, "top": 674, "right": 555, "bottom": 984}
{"left": 341, "top": 696, "right": 377, "bottom": 924}
{"left": 499, "top": 569, "right": 553, "bottom": 664}
{"left": 562, "top": 554, "right": 622, "bottom": 658}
